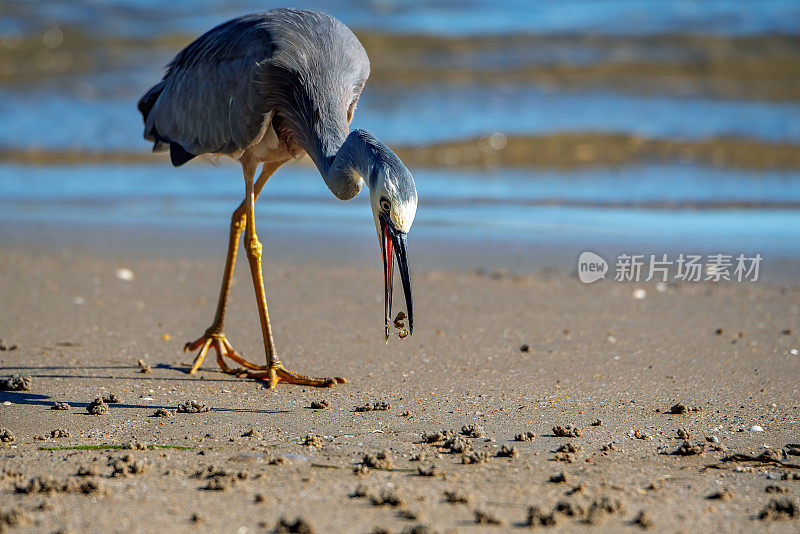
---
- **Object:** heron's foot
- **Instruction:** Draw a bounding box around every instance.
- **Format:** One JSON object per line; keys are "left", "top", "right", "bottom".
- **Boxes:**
{"left": 246, "top": 363, "right": 347, "bottom": 389}
{"left": 183, "top": 330, "right": 265, "bottom": 375}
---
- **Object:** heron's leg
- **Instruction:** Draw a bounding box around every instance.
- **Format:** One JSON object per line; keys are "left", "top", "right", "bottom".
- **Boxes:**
{"left": 239, "top": 160, "right": 346, "bottom": 389}
{"left": 184, "top": 162, "right": 281, "bottom": 374}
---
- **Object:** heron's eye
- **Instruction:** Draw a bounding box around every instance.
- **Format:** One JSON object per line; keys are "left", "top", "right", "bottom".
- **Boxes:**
{"left": 380, "top": 198, "right": 391, "bottom": 213}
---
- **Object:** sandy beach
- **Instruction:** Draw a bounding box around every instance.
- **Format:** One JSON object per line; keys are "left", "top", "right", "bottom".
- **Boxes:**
{"left": 1, "top": 242, "right": 798, "bottom": 533}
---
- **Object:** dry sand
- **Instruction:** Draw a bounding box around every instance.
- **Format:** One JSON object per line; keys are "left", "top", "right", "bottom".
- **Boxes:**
{"left": 0, "top": 246, "right": 799, "bottom": 532}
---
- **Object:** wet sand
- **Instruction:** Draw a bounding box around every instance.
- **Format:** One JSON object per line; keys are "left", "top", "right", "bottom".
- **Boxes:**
{"left": 1, "top": 243, "right": 798, "bottom": 532}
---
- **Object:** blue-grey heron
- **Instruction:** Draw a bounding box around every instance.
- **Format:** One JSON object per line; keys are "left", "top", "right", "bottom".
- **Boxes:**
{"left": 137, "top": 8, "right": 417, "bottom": 388}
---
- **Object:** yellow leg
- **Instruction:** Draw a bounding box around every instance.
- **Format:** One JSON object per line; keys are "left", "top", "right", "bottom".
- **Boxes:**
{"left": 239, "top": 156, "right": 346, "bottom": 388}
{"left": 184, "top": 161, "right": 281, "bottom": 374}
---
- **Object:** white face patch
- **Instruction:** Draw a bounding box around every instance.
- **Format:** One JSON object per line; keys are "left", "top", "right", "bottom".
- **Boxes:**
{"left": 391, "top": 198, "right": 417, "bottom": 234}
{"left": 370, "top": 165, "right": 417, "bottom": 235}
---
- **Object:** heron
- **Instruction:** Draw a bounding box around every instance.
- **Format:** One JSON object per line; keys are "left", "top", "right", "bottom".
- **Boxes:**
{"left": 137, "top": 8, "right": 417, "bottom": 388}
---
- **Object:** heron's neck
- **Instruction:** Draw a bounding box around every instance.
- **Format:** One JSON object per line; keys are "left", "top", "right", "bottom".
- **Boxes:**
{"left": 309, "top": 128, "right": 383, "bottom": 200}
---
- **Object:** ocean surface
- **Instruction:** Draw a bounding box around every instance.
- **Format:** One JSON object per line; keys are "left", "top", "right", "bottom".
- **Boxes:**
{"left": 1, "top": 0, "right": 799, "bottom": 273}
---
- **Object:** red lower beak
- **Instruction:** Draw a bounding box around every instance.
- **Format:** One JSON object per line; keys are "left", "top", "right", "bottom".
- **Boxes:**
{"left": 379, "top": 214, "right": 413, "bottom": 341}
{"left": 381, "top": 216, "right": 394, "bottom": 340}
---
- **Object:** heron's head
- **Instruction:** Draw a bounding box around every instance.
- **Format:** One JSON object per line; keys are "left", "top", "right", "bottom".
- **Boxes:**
{"left": 368, "top": 157, "right": 417, "bottom": 340}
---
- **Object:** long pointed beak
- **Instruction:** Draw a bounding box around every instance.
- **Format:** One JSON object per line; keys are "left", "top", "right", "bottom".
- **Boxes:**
{"left": 380, "top": 215, "right": 413, "bottom": 340}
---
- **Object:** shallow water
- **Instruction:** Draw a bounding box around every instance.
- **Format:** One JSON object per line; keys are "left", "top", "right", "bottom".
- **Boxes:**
{"left": 1, "top": 1, "right": 799, "bottom": 265}
{"left": 1, "top": 163, "right": 797, "bottom": 257}
{"left": 4, "top": 88, "right": 799, "bottom": 152}
{"left": 6, "top": 0, "right": 799, "bottom": 37}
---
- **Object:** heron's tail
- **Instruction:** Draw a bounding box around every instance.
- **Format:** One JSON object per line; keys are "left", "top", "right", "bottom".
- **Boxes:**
{"left": 169, "top": 143, "right": 196, "bottom": 166}
{"left": 137, "top": 81, "right": 165, "bottom": 123}
{"left": 138, "top": 81, "right": 197, "bottom": 166}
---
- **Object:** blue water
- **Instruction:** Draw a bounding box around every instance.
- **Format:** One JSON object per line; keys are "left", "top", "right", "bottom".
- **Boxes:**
{"left": 361, "top": 88, "right": 800, "bottom": 144}
{"left": 3, "top": 88, "right": 799, "bottom": 151}
{"left": 1, "top": 0, "right": 799, "bottom": 263}
{"left": 1, "top": 163, "right": 798, "bottom": 256}
{"left": 8, "top": 0, "right": 800, "bottom": 37}
{"left": 4, "top": 163, "right": 799, "bottom": 208}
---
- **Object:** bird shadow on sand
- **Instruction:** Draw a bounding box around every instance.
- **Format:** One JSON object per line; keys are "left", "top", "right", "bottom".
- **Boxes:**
{"left": 1, "top": 365, "right": 292, "bottom": 415}
{"left": 0, "top": 390, "right": 289, "bottom": 415}
{"left": 0, "top": 364, "right": 255, "bottom": 384}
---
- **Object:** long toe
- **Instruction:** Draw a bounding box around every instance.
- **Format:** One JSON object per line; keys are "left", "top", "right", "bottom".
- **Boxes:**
{"left": 245, "top": 366, "right": 346, "bottom": 388}
{"left": 183, "top": 331, "right": 265, "bottom": 374}
{"left": 276, "top": 367, "right": 346, "bottom": 387}
{"left": 188, "top": 338, "right": 214, "bottom": 374}
{"left": 218, "top": 337, "right": 266, "bottom": 371}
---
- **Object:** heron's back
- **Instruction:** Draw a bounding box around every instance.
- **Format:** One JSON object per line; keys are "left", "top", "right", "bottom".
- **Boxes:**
{"left": 138, "top": 8, "right": 370, "bottom": 166}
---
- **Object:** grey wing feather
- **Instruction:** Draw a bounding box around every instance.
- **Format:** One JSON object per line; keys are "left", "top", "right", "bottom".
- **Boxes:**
{"left": 139, "top": 9, "right": 371, "bottom": 168}
{"left": 140, "top": 15, "right": 276, "bottom": 157}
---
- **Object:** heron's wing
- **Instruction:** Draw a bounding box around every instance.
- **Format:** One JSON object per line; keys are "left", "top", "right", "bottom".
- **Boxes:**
{"left": 139, "top": 15, "right": 276, "bottom": 160}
